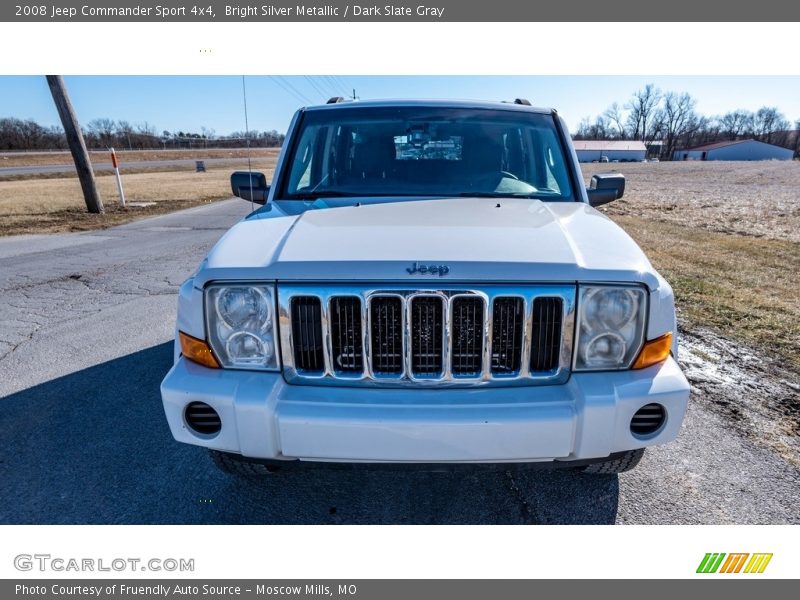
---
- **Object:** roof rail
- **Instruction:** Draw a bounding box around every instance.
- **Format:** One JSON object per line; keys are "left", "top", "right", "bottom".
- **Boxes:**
{"left": 514, "top": 98, "right": 532, "bottom": 106}
{"left": 326, "top": 96, "right": 346, "bottom": 104}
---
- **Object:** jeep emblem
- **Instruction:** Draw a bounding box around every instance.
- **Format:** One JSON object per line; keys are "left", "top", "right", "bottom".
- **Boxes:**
{"left": 406, "top": 262, "right": 450, "bottom": 277}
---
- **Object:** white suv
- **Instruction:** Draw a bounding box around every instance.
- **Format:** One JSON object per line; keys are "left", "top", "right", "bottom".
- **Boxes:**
{"left": 160, "top": 98, "right": 689, "bottom": 475}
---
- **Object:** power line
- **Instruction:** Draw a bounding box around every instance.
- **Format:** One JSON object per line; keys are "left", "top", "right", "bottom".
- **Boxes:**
{"left": 267, "top": 76, "right": 304, "bottom": 104}
{"left": 303, "top": 76, "right": 329, "bottom": 101}
{"left": 317, "top": 75, "right": 345, "bottom": 98}
{"left": 268, "top": 75, "right": 313, "bottom": 105}
{"left": 273, "top": 76, "right": 315, "bottom": 105}
{"left": 331, "top": 75, "right": 355, "bottom": 96}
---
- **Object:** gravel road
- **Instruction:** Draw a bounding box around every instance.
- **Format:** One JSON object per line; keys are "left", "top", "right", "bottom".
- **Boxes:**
{"left": 0, "top": 200, "right": 797, "bottom": 524}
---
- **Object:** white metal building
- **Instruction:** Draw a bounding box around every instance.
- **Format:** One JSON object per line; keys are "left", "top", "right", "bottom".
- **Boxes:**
{"left": 573, "top": 140, "right": 647, "bottom": 162}
{"left": 673, "top": 139, "right": 794, "bottom": 161}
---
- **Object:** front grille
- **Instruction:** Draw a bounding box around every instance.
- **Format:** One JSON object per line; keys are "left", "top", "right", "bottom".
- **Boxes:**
{"left": 451, "top": 297, "right": 484, "bottom": 376}
{"left": 491, "top": 297, "right": 523, "bottom": 375}
{"left": 330, "top": 297, "right": 363, "bottom": 373}
{"left": 530, "top": 297, "right": 563, "bottom": 372}
{"left": 410, "top": 296, "right": 445, "bottom": 376}
{"left": 370, "top": 297, "right": 403, "bottom": 374}
{"left": 281, "top": 285, "right": 573, "bottom": 387}
{"left": 291, "top": 296, "right": 324, "bottom": 372}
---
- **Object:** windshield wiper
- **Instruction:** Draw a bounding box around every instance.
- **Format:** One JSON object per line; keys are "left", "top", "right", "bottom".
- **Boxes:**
{"left": 452, "top": 191, "right": 507, "bottom": 198}
{"left": 452, "top": 191, "right": 545, "bottom": 199}
{"left": 286, "top": 190, "right": 371, "bottom": 200}
{"left": 287, "top": 191, "right": 442, "bottom": 201}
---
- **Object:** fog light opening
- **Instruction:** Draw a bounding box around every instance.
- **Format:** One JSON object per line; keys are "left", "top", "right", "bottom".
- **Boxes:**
{"left": 630, "top": 403, "right": 666, "bottom": 437}
{"left": 184, "top": 401, "right": 221, "bottom": 436}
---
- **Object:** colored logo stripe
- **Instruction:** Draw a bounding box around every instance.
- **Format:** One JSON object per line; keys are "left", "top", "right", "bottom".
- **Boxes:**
{"left": 719, "top": 553, "right": 749, "bottom": 573}
{"left": 744, "top": 554, "right": 773, "bottom": 574}
{"left": 697, "top": 553, "right": 772, "bottom": 574}
{"left": 697, "top": 553, "right": 726, "bottom": 573}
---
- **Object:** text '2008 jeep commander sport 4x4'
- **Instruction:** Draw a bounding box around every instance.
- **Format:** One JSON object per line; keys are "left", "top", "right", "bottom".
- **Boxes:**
{"left": 160, "top": 98, "right": 690, "bottom": 475}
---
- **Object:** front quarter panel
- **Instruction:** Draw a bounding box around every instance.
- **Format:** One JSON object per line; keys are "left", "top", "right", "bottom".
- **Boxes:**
{"left": 174, "top": 276, "right": 206, "bottom": 354}
{"left": 647, "top": 270, "right": 680, "bottom": 358}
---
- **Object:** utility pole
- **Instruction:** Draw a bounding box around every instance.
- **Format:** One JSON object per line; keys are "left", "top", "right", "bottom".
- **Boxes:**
{"left": 46, "top": 75, "right": 104, "bottom": 214}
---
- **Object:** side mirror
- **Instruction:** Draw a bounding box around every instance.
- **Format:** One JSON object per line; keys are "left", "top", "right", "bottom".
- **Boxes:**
{"left": 231, "top": 171, "right": 269, "bottom": 205}
{"left": 587, "top": 173, "right": 625, "bottom": 207}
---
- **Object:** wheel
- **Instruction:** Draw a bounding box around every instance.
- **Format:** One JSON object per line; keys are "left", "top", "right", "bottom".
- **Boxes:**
{"left": 209, "top": 449, "right": 281, "bottom": 477}
{"left": 581, "top": 448, "right": 645, "bottom": 474}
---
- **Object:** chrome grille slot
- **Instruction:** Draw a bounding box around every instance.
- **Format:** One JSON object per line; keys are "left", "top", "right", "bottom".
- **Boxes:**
{"left": 290, "top": 296, "right": 324, "bottom": 373}
{"left": 330, "top": 296, "right": 363, "bottom": 373}
{"left": 410, "top": 296, "right": 445, "bottom": 377}
{"left": 530, "top": 297, "right": 563, "bottom": 372}
{"left": 370, "top": 296, "right": 404, "bottom": 375}
{"left": 451, "top": 296, "right": 484, "bottom": 376}
{"left": 279, "top": 285, "right": 575, "bottom": 388}
{"left": 491, "top": 297, "right": 523, "bottom": 375}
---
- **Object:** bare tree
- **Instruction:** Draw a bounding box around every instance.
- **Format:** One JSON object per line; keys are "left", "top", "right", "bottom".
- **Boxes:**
{"left": 626, "top": 84, "right": 662, "bottom": 142}
{"left": 0, "top": 118, "right": 66, "bottom": 150}
{"left": 117, "top": 120, "right": 134, "bottom": 150}
{"left": 87, "top": 118, "right": 117, "bottom": 148}
{"left": 753, "top": 106, "right": 789, "bottom": 144}
{"left": 603, "top": 102, "right": 627, "bottom": 139}
{"left": 574, "top": 117, "right": 592, "bottom": 140}
{"left": 136, "top": 121, "right": 157, "bottom": 137}
{"left": 719, "top": 110, "right": 753, "bottom": 140}
{"left": 647, "top": 110, "right": 666, "bottom": 145}
{"left": 574, "top": 116, "right": 610, "bottom": 140}
{"left": 661, "top": 92, "right": 698, "bottom": 160}
{"left": 794, "top": 120, "right": 800, "bottom": 158}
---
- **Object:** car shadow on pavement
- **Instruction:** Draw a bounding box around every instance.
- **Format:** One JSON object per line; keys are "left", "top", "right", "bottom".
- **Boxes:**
{"left": 0, "top": 343, "right": 619, "bottom": 525}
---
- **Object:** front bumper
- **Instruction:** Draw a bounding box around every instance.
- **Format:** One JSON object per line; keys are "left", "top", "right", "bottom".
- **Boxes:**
{"left": 160, "top": 357, "right": 689, "bottom": 463}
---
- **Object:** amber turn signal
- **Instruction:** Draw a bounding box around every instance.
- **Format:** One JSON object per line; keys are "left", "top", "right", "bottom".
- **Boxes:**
{"left": 632, "top": 332, "right": 673, "bottom": 370}
{"left": 179, "top": 331, "right": 220, "bottom": 369}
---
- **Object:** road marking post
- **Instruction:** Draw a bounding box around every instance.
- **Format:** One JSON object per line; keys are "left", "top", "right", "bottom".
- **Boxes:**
{"left": 110, "top": 147, "right": 126, "bottom": 208}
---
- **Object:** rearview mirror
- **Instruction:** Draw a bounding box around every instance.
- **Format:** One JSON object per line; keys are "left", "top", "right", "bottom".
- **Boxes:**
{"left": 587, "top": 173, "right": 625, "bottom": 207}
{"left": 231, "top": 171, "right": 269, "bottom": 204}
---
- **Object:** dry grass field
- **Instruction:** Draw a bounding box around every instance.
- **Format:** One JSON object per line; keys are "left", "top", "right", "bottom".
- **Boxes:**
{"left": 0, "top": 147, "right": 278, "bottom": 168}
{"left": 0, "top": 156, "right": 278, "bottom": 235}
{"left": 589, "top": 160, "right": 800, "bottom": 242}
{"left": 582, "top": 160, "right": 800, "bottom": 370}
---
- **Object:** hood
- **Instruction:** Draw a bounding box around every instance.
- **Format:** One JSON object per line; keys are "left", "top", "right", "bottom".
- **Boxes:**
{"left": 198, "top": 197, "right": 659, "bottom": 289}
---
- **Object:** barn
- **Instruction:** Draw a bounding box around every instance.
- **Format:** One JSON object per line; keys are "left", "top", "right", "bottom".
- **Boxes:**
{"left": 573, "top": 140, "right": 647, "bottom": 162}
{"left": 672, "top": 139, "right": 794, "bottom": 161}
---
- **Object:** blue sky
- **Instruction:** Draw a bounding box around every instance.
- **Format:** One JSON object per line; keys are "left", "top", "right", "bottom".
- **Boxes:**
{"left": 1, "top": 75, "right": 799, "bottom": 135}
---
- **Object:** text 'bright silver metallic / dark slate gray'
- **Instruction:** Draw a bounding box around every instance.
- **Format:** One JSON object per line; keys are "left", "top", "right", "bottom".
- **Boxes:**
{"left": 3, "top": 0, "right": 799, "bottom": 22}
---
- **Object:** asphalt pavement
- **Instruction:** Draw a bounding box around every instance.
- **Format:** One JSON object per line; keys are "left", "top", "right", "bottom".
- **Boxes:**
{"left": 0, "top": 200, "right": 797, "bottom": 524}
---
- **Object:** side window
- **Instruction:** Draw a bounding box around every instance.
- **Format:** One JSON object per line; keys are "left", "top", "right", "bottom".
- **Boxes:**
{"left": 543, "top": 137, "right": 571, "bottom": 194}
{"left": 287, "top": 125, "right": 318, "bottom": 191}
{"left": 545, "top": 147, "right": 560, "bottom": 192}
{"left": 527, "top": 128, "right": 570, "bottom": 195}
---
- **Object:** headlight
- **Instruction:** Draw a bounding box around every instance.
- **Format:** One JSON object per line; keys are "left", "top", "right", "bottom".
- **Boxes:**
{"left": 205, "top": 284, "right": 279, "bottom": 370}
{"left": 574, "top": 285, "right": 647, "bottom": 371}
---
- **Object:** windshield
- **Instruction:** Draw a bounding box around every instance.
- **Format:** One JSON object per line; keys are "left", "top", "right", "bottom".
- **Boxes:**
{"left": 279, "top": 106, "right": 574, "bottom": 201}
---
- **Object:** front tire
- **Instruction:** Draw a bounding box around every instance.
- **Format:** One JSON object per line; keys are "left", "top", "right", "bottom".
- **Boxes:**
{"left": 581, "top": 448, "right": 645, "bottom": 474}
{"left": 209, "top": 449, "right": 281, "bottom": 477}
